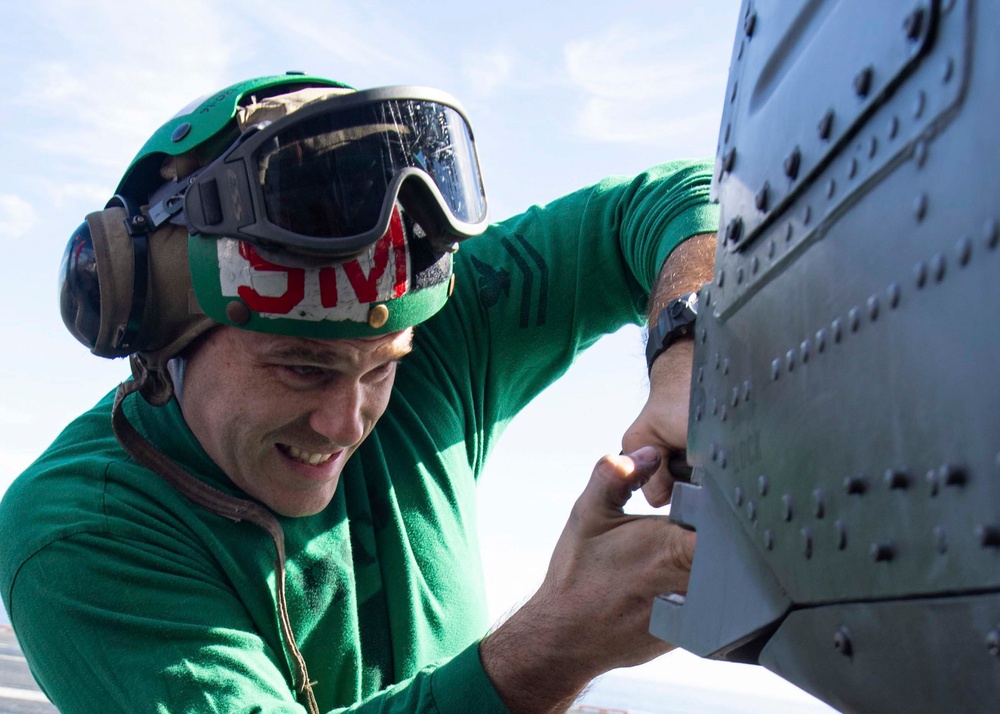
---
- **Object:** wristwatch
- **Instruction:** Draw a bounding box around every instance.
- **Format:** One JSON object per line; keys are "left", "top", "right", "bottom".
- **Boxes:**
{"left": 645, "top": 291, "right": 699, "bottom": 374}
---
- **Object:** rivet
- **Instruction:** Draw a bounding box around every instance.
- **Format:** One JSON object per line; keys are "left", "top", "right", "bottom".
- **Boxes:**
{"left": 726, "top": 217, "right": 744, "bottom": 244}
{"left": 848, "top": 157, "right": 859, "bottom": 179}
{"left": 845, "top": 475, "right": 868, "bottom": 495}
{"left": 744, "top": 11, "right": 757, "bottom": 37}
{"left": 225, "top": 300, "right": 251, "bottom": 325}
{"left": 903, "top": 7, "right": 925, "bottom": 40}
{"left": 977, "top": 525, "right": 1000, "bottom": 548}
{"left": 868, "top": 136, "right": 878, "bottom": 159}
{"left": 723, "top": 147, "right": 737, "bottom": 173}
{"left": 826, "top": 178, "right": 836, "bottom": 199}
{"left": 782, "top": 494, "right": 794, "bottom": 522}
{"left": 368, "top": 304, "right": 390, "bottom": 328}
{"left": 752, "top": 255, "right": 760, "bottom": 275}
{"left": 731, "top": 81, "right": 739, "bottom": 104}
{"left": 986, "top": 629, "right": 1000, "bottom": 658}
{"left": 734, "top": 486, "right": 745, "bottom": 507}
{"left": 786, "top": 349, "right": 796, "bottom": 372}
{"left": 800, "top": 339, "right": 810, "bottom": 363}
{"left": 836, "top": 519, "right": 848, "bottom": 549}
{"left": 985, "top": 218, "right": 1000, "bottom": 249}
{"left": 915, "top": 140, "right": 929, "bottom": 167}
{"left": 711, "top": 398, "right": 718, "bottom": 416}
{"left": 888, "top": 116, "right": 900, "bottom": 140}
{"left": 887, "top": 282, "right": 901, "bottom": 308}
{"left": 720, "top": 405, "right": 728, "bottom": 422}
{"left": 784, "top": 147, "right": 802, "bottom": 180}
{"left": 170, "top": 122, "right": 192, "bottom": 142}
{"left": 714, "top": 351, "right": 721, "bottom": 369}
{"left": 738, "top": 40, "right": 745, "bottom": 60}
{"left": 801, "top": 527, "right": 813, "bottom": 559}
{"left": 849, "top": 307, "right": 861, "bottom": 332}
{"left": 871, "top": 542, "right": 896, "bottom": 562}
{"left": 771, "top": 359, "right": 781, "bottom": 380}
{"left": 764, "top": 529, "right": 775, "bottom": 551}
{"left": 941, "top": 463, "right": 967, "bottom": 487}
{"left": 723, "top": 358, "right": 731, "bottom": 375}
{"left": 832, "top": 318, "right": 843, "bottom": 343}
{"left": 867, "top": 295, "right": 880, "bottom": 321}
{"left": 742, "top": 380, "right": 752, "bottom": 402}
{"left": 699, "top": 327, "right": 707, "bottom": 344}
{"left": 785, "top": 222, "right": 794, "bottom": 242}
{"left": 718, "top": 269, "right": 726, "bottom": 288}
{"left": 914, "top": 261, "right": 928, "bottom": 288}
{"left": 818, "top": 110, "right": 835, "bottom": 140}
{"left": 747, "top": 500, "right": 757, "bottom": 521}
{"left": 755, "top": 182, "right": 770, "bottom": 211}
{"left": 816, "top": 328, "right": 827, "bottom": 353}
{"left": 943, "top": 57, "right": 955, "bottom": 83}
{"left": 834, "top": 627, "right": 853, "bottom": 656}
{"left": 724, "top": 123, "right": 732, "bottom": 143}
{"left": 914, "top": 193, "right": 928, "bottom": 221}
{"left": 758, "top": 475, "right": 769, "bottom": 496}
{"left": 803, "top": 205, "right": 812, "bottom": 225}
{"left": 710, "top": 443, "right": 719, "bottom": 461}
{"left": 926, "top": 468, "right": 940, "bottom": 496}
{"left": 769, "top": 240, "right": 777, "bottom": 258}
{"left": 813, "top": 489, "right": 826, "bottom": 518}
{"left": 731, "top": 386, "right": 739, "bottom": 407}
{"left": 885, "top": 469, "right": 909, "bottom": 489}
{"left": 737, "top": 266, "right": 744, "bottom": 285}
{"left": 934, "top": 526, "right": 948, "bottom": 554}
{"left": 854, "top": 66, "right": 874, "bottom": 98}
{"left": 695, "top": 404, "right": 703, "bottom": 421}
{"left": 720, "top": 449, "right": 728, "bottom": 468}
{"left": 931, "top": 253, "right": 946, "bottom": 282}
{"left": 914, "top": 91, "right": 926, "bottom": 119}
{"left": 697, "top": 366, "right": 704, "bottom": 383}
{"left": 958, "top": 236, "right": 972, "bottom": 266}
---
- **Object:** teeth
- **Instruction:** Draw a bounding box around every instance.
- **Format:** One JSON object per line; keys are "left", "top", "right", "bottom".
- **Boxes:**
{"left": 285, "top": 445, "right": 334, "bottom": 466}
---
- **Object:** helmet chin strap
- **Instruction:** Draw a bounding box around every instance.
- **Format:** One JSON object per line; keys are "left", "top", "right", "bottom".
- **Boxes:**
{"left": 111, "top": 373, "right": 320, "bottom": 714}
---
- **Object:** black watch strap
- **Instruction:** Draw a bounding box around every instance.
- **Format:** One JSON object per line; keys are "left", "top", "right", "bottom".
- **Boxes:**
{"left": 645, "top": 291, "right": 699, "bottom": 374}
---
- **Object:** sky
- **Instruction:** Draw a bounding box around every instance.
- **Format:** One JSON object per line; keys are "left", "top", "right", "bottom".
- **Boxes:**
{"left": 0, "top": 1, "right": 834, "bottom": 711}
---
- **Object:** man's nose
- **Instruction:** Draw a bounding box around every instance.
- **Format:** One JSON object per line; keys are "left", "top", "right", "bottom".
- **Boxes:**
{"left": 308, "top": 380, "right": 366, "bottom": 447}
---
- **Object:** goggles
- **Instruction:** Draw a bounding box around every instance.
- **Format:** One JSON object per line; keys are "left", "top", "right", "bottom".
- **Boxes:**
{"left": 151, "top": 86, "right": 488, "bottom": 258}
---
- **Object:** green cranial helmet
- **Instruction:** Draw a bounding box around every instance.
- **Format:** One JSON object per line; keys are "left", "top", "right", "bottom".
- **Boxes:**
{"left": 59, "top": 72, "right": 489, "bottom": 403}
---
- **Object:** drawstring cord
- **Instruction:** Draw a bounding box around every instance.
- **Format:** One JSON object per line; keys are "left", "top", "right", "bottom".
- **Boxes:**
{"left": 112, "top": 379, "right": 320, "bottom": 714}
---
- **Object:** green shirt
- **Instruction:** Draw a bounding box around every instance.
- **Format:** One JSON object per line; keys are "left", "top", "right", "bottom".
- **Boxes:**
{"left": 0, "top": 162, "right": 718, "bottom": 713}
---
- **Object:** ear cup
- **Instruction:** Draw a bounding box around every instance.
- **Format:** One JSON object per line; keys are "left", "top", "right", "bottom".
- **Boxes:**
{"left": 58, "top": 206, "right": 147, "bottom": 358}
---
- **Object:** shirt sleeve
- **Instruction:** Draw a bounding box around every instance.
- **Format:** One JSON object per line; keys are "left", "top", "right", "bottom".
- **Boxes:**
{"left": 411, "top": 160, "right": 718, "bottom": 471}
{"left": 9, "top": 532, "right": 509, "bottom": 714}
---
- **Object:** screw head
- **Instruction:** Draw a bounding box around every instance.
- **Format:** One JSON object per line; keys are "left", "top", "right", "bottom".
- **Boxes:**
{"left": 171, "top": 121, "right": 192, "bottom": 143}
{"left": 854, "top": 66, "right": 874, "bottom": 97}
{"left": 904, "top": 7, "right": 926, "bottom": 40}
{"left": 784, "top": 147, "right": 802, "bottom": 180}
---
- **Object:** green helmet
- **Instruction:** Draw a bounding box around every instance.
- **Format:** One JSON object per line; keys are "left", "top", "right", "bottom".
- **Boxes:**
{"left": 59, "top": 73, "right": 489, "bottom": 402}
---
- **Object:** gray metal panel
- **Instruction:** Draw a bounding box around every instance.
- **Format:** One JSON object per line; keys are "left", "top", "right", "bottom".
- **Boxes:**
{"left": 651, "top": 0, "right": 1000, "bottom": 711}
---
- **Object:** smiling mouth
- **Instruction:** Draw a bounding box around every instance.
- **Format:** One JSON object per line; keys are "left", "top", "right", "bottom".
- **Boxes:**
{"left": 278, "top": 444, "right": 337, "bottom": 466}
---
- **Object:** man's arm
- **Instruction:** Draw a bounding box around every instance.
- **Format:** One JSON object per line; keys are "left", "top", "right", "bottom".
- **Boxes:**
{"left": 479, "top": 448, "right": 696, "bottom": 713}
{"left": 623, "top": 232, "right": 717, "bottom": 506}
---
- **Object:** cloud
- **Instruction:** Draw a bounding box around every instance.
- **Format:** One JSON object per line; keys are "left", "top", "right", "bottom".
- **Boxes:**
{"left": 461, "top": 50, "right": 514, "bottom": 97}
{"left": 0, "top": 195, "right": 37, "bottom": 239}
{"left": 563, "top": 21, "right": 729, "bottom": 148}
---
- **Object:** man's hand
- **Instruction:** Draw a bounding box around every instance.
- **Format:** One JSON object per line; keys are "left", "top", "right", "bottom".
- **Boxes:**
{"left": 480, "top": 448, "right": 697, "bottom": 713}
{"left": 622, "top": 338, "right": 695, "bottom": 507}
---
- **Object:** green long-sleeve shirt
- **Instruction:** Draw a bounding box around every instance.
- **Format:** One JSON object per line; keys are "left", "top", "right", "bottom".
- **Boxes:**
{"left": 0, "top": 161, "right": 718, "bottom": 713}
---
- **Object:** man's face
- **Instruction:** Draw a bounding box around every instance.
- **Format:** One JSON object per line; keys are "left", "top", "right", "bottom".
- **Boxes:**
{"left": 177, "top": 326, "right": 413, "bottom": 517}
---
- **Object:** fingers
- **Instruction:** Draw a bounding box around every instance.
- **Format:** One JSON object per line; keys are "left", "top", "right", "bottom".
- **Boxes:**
{"left": 573, "top": 448, "right": 661, "bottom": 527}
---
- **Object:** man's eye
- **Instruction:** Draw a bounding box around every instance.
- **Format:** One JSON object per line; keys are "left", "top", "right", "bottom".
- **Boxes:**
{"left": 284, "top": 365, "right": 325, "bottom": 378}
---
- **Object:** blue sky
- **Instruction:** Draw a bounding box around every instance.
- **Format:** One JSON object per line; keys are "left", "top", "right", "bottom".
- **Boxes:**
{"left": 0, "top": 1, "right": 834, "bottom": 711}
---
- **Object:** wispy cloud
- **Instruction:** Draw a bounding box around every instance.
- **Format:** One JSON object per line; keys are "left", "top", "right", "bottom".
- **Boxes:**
{"left": 563, "top": 21, "right": 729, "bottom": 149}
{"left": 0, "top": 195, "right": 37, "bottom": 240}
{"left": 461, "top": 50, "right": 515, "bottom": 98}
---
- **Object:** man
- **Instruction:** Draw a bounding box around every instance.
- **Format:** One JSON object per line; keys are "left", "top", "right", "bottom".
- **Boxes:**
{"left": 0, "top": 74, "right": 716, "bottom": 712}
